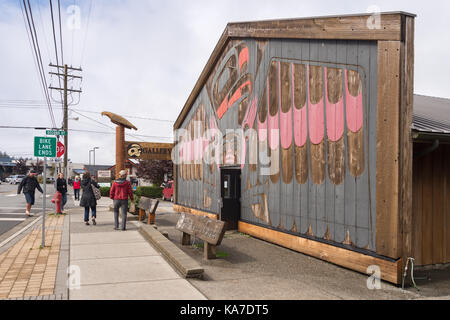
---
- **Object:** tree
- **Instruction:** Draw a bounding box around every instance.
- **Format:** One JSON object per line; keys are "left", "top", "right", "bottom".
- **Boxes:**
{"left": 32, "top": 160, "right": 44, "bottom": 175}
{"left": 136, "top": 160, "right": 173, "bottom": 185}
{"left": 14, "top": 158, "right": 28, "bottom": 175}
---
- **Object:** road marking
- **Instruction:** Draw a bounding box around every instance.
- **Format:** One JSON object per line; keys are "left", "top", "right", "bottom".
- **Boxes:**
{"left": 0, "top": 216, "right": 42, "bottom": 249}
{"left": 5, "top": 194, "right": 18, "bottom": 197}
{"left": 0, "top": 213, "right": 28, "bottom": 216}
{"left": 0, "top": 218, "right": 26, "bottom": 222}
{"left": 0, "top": 207, "right": 42, "bottom": 210}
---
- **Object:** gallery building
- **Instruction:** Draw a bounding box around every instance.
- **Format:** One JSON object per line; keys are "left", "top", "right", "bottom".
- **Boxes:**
{"left": 172, "top": 12, "right": 450, "bottom": 284}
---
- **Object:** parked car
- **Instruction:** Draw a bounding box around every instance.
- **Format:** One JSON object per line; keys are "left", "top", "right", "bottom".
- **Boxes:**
{"left": 162, "top": 180, "right": 174, "bottom": 202}
{"left": 9, "top": 175, "right": 26, "bottom": 185}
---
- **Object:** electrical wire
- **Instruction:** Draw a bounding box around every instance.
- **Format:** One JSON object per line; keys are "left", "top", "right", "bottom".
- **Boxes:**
{"left": 0, "top": 102, "right": 175, "bottom": 123}
{"left": 20, "top": 0, "right": 57, "bottom": 128}
{"left": 48, "top": 0, "right": 65, "bottom": 114}
{"left": 80, "top": 0, "right": 93, "bottom": 67}
{"left": 0, "top": 125, "right": 172, "bottom": 140}
{"left": 58, "top": 0, "right": 64, "bottom": 67}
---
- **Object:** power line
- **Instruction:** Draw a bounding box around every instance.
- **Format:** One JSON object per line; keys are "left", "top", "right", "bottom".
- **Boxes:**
{"left": 20, "top": 0, "right": 56, "bottom": 128}
{"left": 80, "top": 0, "right": 93, "bottom": 66}
{"left": 58, "top": 0, "right": 64, "bottom": 67}
{"left": 0, "top": 102, "right": 175, "bottom": 123}
{"left": 0, "top": 125, "right": 173, "bottom": 140}
{"left": 48, "top": 0, "right": 64, "bottom": 113}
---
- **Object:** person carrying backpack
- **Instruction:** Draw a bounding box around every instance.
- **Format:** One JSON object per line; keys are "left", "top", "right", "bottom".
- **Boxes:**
{"left": 80, "top": 172, "right": 100, "bottom": 226}
{"left": 17, "top": 170, "right": 43, "bottom": 217}
{"left": 110, "top": 170, "right": 133, "bottom": 231}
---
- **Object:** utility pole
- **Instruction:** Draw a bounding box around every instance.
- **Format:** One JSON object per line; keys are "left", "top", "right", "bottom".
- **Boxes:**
{"left": 49, "top": 64, "right": 82, "bottom": 179}
{"left": 63, "top": 64, "right": 68, "bottom": 178}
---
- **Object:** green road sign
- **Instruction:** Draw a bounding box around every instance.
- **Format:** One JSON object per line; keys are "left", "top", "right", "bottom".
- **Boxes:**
{"left": 34, "top": 137, "right": 57, "bottom": 158}
{"left": 46, "top": 130, "right": 67, "bottom": 136}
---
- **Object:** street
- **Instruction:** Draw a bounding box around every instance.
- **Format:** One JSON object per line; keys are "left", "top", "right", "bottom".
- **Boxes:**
{"left": 0, "top": 183, "right": 76, "bottom": 237}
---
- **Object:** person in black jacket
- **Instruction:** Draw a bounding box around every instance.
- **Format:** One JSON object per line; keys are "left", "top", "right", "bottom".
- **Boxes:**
{"left": 17, "top": 170, "right": 43, "bottom": 217}
{"left": 56, "top": 173, "right": 68, "bottom": 213}
{"left": 80, "top": 172, "right": 100, "bottom": 226}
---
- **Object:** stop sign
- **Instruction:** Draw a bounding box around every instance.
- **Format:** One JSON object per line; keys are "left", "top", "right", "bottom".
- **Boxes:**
{"left": 57, "top": 141, "right": 65, "bottom": 158}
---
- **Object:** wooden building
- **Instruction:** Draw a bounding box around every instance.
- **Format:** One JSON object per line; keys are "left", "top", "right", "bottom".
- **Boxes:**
{"left": 173, "top": 12, "right": 420, "bottom": 284}
{"left": 412, "top": 95, "right": 450, "bottom": 267}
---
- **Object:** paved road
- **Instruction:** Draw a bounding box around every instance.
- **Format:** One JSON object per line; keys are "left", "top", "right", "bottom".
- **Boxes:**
{"left": 0, "top": 183, "right": 76, "bottom": 236}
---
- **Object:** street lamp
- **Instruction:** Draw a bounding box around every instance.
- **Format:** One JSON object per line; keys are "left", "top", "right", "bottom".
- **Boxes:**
{"left": 89, "top": 147, "right": 99, "bottom": 166}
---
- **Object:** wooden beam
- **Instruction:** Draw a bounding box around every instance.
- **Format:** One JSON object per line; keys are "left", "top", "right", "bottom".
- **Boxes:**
{"left": 239, "top": 221, "right": 402, "bottom": 284}
{"left": 376, "top": 40, "right": 401, "bottom": 259}
{"left": 173, "top": 204, "right": 219, "bottom": 220}
{"left": 228, "top": 14, "right": 403, "bottom": 41}
{"left": 398, "top": 15, "right": 414, "bottom": 280}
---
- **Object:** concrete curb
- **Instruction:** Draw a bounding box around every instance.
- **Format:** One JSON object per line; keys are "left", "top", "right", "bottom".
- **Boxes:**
{"left": 139, "top": 224, "right": 204, "bottom": 279}
{"left": 54, "top": 212, "right": 71, "bottom": 300}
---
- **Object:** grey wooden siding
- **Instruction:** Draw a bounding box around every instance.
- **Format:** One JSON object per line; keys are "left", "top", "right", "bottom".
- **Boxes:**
{"left": 176, "top": 38, "right": 378, "bottom": 252}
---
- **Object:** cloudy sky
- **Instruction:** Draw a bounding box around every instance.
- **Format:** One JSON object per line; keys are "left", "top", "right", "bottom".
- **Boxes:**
{"left": 1, "top": 0, "right": 449, "bottom": 166}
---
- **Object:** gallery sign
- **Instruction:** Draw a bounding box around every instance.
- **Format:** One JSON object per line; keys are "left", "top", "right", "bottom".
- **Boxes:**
{"left": 125, "top": 141, "right": 173, "bottom": 161}
{"left": 97, "top": 170, "right": 111, "bottom": 178}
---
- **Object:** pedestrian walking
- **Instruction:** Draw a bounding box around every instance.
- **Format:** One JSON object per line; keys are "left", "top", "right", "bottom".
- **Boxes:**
{"left": 80, "top": 172, "right": 100, "bottom": 226}
{"left": 73, "top": 176, "right": 81, "bottom": 201}
{"left": 56, "top": 173, "right": 68, "bottom": 213}
{"left": 17, "top": 170, "right": 43, "bottom": 217}
{"left": 110, "top": 170, "right": 134, "bottom": 231}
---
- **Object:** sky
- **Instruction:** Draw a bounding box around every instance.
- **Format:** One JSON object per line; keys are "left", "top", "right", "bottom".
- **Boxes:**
{"left": 1, "top": 0, "right": 449, "bottom": 166}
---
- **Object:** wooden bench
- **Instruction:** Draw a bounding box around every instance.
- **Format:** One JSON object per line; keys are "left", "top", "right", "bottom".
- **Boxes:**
{"left": 138, "top": 197, "right": 160, "bottom": 225}
{"left": 176, "top": 212, "right": 226, "bottom": 260}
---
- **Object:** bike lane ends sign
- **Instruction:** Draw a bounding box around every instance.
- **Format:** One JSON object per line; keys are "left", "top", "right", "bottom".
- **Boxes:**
{"left": 34, "top": 137, "right": 57, "bottom": 158}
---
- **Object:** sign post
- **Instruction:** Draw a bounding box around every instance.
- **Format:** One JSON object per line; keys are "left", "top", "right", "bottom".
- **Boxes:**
{"left": 42, "top": 158, "right": 47, "bottom": 248}
{"left": 34, "top": 136, "right": 57, "bottom": 247}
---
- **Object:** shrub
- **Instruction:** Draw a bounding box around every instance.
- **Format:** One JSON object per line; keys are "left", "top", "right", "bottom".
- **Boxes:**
{"left": 135, "top": 186, "right": 163, "bottom": 199}
{"left": 100, "top": 187, "right": 111, "bottom": 197}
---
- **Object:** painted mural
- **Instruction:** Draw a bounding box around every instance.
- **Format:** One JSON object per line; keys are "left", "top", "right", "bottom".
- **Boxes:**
{"left": 176, "top": 39, "right": 377, "bottom": 252}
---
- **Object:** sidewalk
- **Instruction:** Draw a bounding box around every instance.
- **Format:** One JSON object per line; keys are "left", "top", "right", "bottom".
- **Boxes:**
{"left": 0, "top": 214, "right": 64, "bottom": 300}
{"left": 68, "top": 197, "right": 206, "bottom": 300}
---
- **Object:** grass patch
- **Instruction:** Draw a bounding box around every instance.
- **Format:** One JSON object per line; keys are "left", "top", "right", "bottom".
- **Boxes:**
{"left": 193, "top": 242, "right": 229, "bottom": 258}
{"left": 215, "top": 251, "right": 229, "bottom": 258}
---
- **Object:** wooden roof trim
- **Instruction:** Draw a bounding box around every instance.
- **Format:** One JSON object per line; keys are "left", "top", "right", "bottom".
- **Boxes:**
{"left": 174, "top": 12, "right": 415, "bottom": 129}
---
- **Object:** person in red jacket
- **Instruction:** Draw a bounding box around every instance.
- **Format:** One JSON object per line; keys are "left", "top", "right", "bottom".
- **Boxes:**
{"left": 110, "top": 170, "right": 134, "bottom": 231}
{"left": 73, "top": 176, "right": 81, "bottom": 201}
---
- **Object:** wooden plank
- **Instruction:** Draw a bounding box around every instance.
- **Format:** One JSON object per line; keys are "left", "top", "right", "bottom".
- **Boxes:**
{"left": 446, "top": 145, "right": 450, "bottom": 263}
{"left": 399, "top": 16, "right": 415, "bottom": 269}
{"left": 368, "top": 40, "right": 378, "bottom": 251}
{"left": 344, "top": 41, "right": 358, "bottom": 246}
{"left": 334, "top": 41, "right": 347, "bottom": 243}
{"left": 173, "top": 204, "right": 219, "bottom": 221}
{"left": 227, "top": 14, "right": 403, "bottom": 41}
{"left": 375, "top": 41, "right": 401, "bottom": 258}
{"left": 239, "top": 221, "right": 402, "bottom": 284}
{"left": 432, "top": 147, "right": 444, "bottom": 264}
{"left": 412, "top": 153, "right": 423, "bottom": 265}
{"left": 421, "top": 152, "right": 433, "bottom": 265}
{"left": 300, "top": 40, "right": 310, "bottom": 234}
{"left": 355, "top": 41, "right": 371, "bottom": 249}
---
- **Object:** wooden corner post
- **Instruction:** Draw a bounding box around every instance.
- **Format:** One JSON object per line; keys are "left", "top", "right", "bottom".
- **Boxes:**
{"left": 399, "top": 15, "right": 415, "bottom": 284}
{"left": 375, "top": 14, "right": 415, "bottom": 283}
